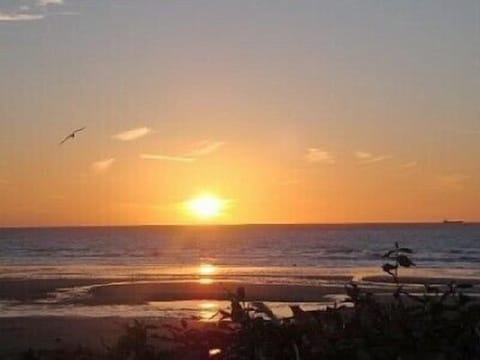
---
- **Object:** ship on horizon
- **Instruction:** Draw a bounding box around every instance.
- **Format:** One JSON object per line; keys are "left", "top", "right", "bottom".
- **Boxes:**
{"left": 442, "top": 219, "right": 465, "bottom": 224}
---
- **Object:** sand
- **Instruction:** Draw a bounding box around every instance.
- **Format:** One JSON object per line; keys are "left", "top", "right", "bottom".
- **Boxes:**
{"left": 80, "top": 281, "right": 361, "bottom": 304}
{"left": 0, "top": 277, "right": 356, "bottom": 304}
{"left": 363, "top": 275, "right": 480, "bottom": 285}
{"left": 0, "top": 275, "right": 478, "bottom": 357}
{"left": 0, "top": 316, "right": 205, "bottom": 357}
{"left": 1, "top": 276, "right": 477, "bottom": 305}
{"left": 0, "top": 278, "right": 118, "bottom": 302}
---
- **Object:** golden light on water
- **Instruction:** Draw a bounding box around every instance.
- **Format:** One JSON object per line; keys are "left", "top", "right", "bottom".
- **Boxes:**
{"left": 198, "top": 263, "right": 217, "bottom": 276}
{"left": 185, "top": 194, "right": 226, "bottom": 219}
{"left": 198, "top": 278, "right": 214, "bottom": 285}
{"left": 199, "top": 301, "right": 220, "bottom": 321}
{"left": 209, "top": 348, "right": 222, "bottom": 356}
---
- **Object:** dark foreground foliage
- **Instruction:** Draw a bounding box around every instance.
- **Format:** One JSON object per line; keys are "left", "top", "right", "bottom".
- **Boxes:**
{"left": 20, "top": 243, "right": 480, "bottom": 360}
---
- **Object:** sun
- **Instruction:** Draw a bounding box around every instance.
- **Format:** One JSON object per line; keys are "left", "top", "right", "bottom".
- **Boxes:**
{"left": 186, "top": 194, "right": 225, "bottom": 219}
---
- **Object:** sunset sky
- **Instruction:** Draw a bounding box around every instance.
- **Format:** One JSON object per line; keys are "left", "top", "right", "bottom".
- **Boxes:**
{"left": 0, "top": 0, "right": 479, "bottom": 226}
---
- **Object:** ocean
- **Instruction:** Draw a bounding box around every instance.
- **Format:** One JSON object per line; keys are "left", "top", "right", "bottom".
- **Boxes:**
{"left": 1, "top": 223, "right": 480, "bottom": 279}
{"left": 1, "top": 223, "right": 479, "bottom": 318}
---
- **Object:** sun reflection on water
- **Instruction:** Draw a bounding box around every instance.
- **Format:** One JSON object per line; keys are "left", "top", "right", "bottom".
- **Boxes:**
{"left": 198, "top": 263, "right": 217, "bottom": 276}
{"left": 209, "top": 348, "right": 222, "bottom": 357}
{"left": 198, "top": 278, "right": 214, "bottom": 285}
{"left": 198, "top": 301, "right": 220, "bottom": 321}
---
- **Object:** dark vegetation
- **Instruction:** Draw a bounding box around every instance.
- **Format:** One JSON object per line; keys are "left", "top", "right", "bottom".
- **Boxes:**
{"left": 21, "top": 243, "right": 480, "bottom": 360}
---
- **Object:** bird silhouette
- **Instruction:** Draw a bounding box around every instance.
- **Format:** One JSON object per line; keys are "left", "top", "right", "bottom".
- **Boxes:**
{"left": 59, "top": 127, "right": 86, "bottom": 145}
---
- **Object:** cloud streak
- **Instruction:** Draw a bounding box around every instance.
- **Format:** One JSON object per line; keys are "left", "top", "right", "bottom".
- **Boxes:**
{"left": 355, "top": 151, "right": 392, "bottom": 164}
{"left": 401, "top": 161, "right": 417, "bottom": 169}
{"left": 37, "top": 0, "right": 64, "bottom": 5}
{"left": 0, "top": 12, "right": 44, "bottom": 21}
{"left": 113, "top": 127, "right": 153, "bottom": 141}
{"left": 187, "top": 140, "right": 226, "bottom": 156}
{"left": 0, "top": 0, "right": 67, "bottom": 22}
{"left": 436, "top": 173, "right": 469, "bottom": 191}
{"left": 305, "top": 148, "right": 335, "bottom": 164}
{"left": 140, "top": 139, "right": 225, "bottom": 164}
{"left": 140, "top": 154, "right": 195, "bottom": 162}
{"left": 92, "top": 158, "right": 115, "bottom": 173}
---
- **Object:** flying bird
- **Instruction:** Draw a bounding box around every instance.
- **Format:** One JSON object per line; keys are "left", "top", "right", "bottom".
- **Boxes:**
{"left": 59, "top": 127, "right": 86, "bottom": 145}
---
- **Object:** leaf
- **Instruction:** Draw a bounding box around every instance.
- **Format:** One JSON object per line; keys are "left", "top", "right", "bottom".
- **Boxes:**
{"left": 251, "top": 301, "right": 278, "bottom": 321}
{"left": 231, "top": 300, "right": 245, "bottom": 323}
{"left": 382, "top": 263, "right": 398, "bottom": 274}
{"left": 383, "top": 250, "right": 396, "bottom": 258}
{"left": 218, "top": 309, "right": 231, "bottom": 321}
{"left": 396, "top": 255, "right": 415, "bottom": 267}
{"left": 344, "top": 283, "right": 360, "bottom": 300}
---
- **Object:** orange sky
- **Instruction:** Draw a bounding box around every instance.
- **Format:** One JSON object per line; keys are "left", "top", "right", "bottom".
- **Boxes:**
{"left": 0, "top": 1, "right": 479, "bottom": 226}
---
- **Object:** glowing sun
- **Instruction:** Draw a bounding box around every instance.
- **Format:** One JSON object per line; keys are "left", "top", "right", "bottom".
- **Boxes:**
{"left": 186, "top": 194, "right": 225, "bottom": 219}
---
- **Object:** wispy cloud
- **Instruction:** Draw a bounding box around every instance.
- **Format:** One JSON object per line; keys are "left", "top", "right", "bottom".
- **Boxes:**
{"left": 140, "top": 154, "right": 195, "bottom": 162}
{"left": 113, "top": 127, "right": 153, "bottom": 141}
{"left": 305, "top": 148, "right": 335, "bottom": 164}
{"left": 401, "top": 161, "right": 418, "bottom": 169}
{"left": 140, "top": 139, "right": 225, "bottom": 164}
{"left": 436, "top": 173, "right": 469, "bottom": 191}
{"left": 37, "top": 0, "right": 64, "bottom": 5}
{"left": 355, "top": 151, "right": 392, "bottom": 164}
{"left": 92, "top": 158, "right": 115, "bottom": 173}
{"left": 187, "top": 140, "right": 226, "bottom": 156}
{"left": 355, "top": 151, "right": 372, "bottom": 160}
{"left": 0, "top": 0, "right": 67, "bottom": 22}
{"left": 0, "top": 12, "right": 44, "bottom": 21}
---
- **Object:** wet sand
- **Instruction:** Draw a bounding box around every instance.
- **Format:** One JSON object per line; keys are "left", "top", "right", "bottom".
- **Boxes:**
{"left": 0, "top": 275, "right": 478, "bottom": 357}
{"left": 0, "top": 277, "right": 355, "bottom": 304}
{"left": 0, "top": 278, "right": 119, "bottom": 302}
{"left": 363, "top": 275, "right": 480, "bottom": 285}
{"left": 1, "top": 275, "right": 478, "bottom": 306}
{"left": 80, "top": 281, "right": 360, "bottom": 304}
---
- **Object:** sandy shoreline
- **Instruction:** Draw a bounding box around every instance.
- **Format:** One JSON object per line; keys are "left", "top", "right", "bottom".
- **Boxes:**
{"left": 0, "top": 316, "right": 199, "bottom": 357}
{"left": 1, "top": 275, "right": 478, "bottom": 305}
{"left": 0, "top": 275, "right": 479, "bottom": 357}
{"left": 81, "top": 281, "right": 358, "bottom": 304}
{"left": 0, "top": 278, "right": 119, "bottom": 302}
{"left": 0, "top": 277, "right": 354, "bottom": 304}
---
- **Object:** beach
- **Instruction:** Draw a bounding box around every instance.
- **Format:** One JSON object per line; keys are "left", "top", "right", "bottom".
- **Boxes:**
{"left": 3, "top": 1, "right": 480, "bottom": 356}
{"left": 1, "top": 224, "right": 480, "bottom": 356}
{"left": 1, "top": 274, "right": 480, "bottom": 357}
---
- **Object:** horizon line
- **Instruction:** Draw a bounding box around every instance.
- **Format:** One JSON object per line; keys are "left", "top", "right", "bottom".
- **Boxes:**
{"left": 0, "top": 220, "right": 477, "bottom": 230}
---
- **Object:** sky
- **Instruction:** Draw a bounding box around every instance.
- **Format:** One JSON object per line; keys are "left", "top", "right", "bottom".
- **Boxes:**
{"left": 0, "top": 0, "right": 479, "bottom": 226}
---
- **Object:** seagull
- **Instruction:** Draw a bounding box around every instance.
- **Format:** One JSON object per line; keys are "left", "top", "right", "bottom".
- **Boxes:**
{"left": 59, "top": 127, "right": 86, "bottom": 145}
